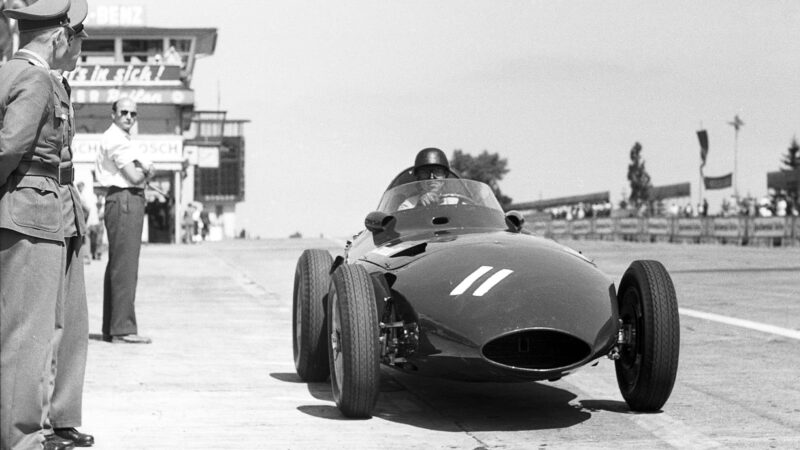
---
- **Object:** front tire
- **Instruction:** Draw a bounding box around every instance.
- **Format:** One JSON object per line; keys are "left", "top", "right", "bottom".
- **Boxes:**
{"left": 293, "top": 249, "right": 333, "bottom": 381}
{"left": 615, "top": 260, "right": 680, "bottom": 412}
{"left": 327, "top": 264, "right": 380, "bottom": 418}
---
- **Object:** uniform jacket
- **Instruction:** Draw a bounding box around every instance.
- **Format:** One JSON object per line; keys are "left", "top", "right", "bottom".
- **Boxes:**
{"left": 0, "top": 51, "right": 68, "bottom": 242}
{"left": 52, "top": 73, "right": 86, "bottom": 238}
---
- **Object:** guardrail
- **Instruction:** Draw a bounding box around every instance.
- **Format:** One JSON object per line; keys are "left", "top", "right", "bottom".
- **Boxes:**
{"left": 524, "top": 215, "right": 800, "bottom": 246}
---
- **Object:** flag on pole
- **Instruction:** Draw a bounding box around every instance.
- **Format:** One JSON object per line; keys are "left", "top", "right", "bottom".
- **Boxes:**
{"left": 704, "top": 173, "right": 733, "bottom": 190}
{"left": 728, "top": 115, "right": 744, "bottom": 131}
{"left": 697, "top": 129, "right": 709, "bottom": 168}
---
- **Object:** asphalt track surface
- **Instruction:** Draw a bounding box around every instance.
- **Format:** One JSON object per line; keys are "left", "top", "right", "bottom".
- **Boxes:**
{"left": 80, "top": 238, "right": 800, "bottom": 449}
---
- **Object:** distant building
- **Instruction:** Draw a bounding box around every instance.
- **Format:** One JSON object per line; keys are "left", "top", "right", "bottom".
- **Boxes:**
{"left": 4, "top": 3, "right": 247, "bottom": 242}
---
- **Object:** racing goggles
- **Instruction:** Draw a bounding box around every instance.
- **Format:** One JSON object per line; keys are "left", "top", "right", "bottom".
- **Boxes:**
{"left": 415, "top": 166, "right": 448, "bottom": 179}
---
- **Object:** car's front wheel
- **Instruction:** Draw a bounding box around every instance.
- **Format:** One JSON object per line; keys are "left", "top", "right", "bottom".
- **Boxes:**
{"left": 293, "top": 249, "right": 333, "bottom": 382}
{"left": 615, "top": 260, "right": 680, "bottom": 412}
{"left": 327, "top": 264, "right": 380, "bottom": 418}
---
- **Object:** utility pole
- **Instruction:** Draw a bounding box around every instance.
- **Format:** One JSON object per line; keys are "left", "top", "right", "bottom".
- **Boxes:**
{"left": 728, "top": 114, "right": 744, "bottom": 200}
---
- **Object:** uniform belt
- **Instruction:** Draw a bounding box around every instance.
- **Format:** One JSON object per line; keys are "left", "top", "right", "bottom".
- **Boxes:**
{"left": 13, "top": 160, "right": 74, "bottom": 185}
{"left": 107, "top": 185, "right": 144, "bottom": 195}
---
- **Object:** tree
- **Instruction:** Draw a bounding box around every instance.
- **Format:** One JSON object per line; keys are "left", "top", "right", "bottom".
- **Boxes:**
{"left": 782, "top": 137, "right": 799, "bottom": 171}
{"left": 626, "top": 142, "right": 652, "bottom": 211}
{"left": 450, "top": 149, "right": 513, "bottom": 208}
{"left": 779, "top": 137, "right": 800, "bottom": 212}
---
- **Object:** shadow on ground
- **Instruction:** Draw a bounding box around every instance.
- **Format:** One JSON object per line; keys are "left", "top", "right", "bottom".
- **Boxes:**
{"left": 272, "top": 369, "right": 600, "bottom": 432}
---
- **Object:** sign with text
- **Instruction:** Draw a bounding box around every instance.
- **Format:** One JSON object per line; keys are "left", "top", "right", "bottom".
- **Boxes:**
{"left": 71, "top": 87, "right": 194, "bottom": 105}
{"left": 85, "top": 5, "right": 146, "bottom": 27}
{"left": 71, "top": 134, "right": 184, "bottom": 165}
{"left": 551, "top": 220, "right": 568, "bottom": 236}
{"left": 528, "top": 221, "right": 548, "bottom": 235}
{"left": 646, "top": 217, "right": 671, "bottom": 235}
{"left": 710, "top": 217, "right": 742, "bottom": 238}
{"left": 570, "top": 220, "right": 591, "bottom": 235}
{"left": 617, "top": 218, "right": 640, "bottom": 235}
{"left": 66, "top": 64, "right": 182, "bottom": 86}
{"left": 594, "top": 218, "right": 613, "bottom": 235}
{"left": 675, "top": 218, "right": 703, "bottom": 237}
{"left": 749, "top": 217, "right": 788, "bottom": 238}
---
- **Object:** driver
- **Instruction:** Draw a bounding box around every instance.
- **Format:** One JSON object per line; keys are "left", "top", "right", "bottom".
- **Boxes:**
{"left": 397, "top": 148, "right": 458, "bottom": 210}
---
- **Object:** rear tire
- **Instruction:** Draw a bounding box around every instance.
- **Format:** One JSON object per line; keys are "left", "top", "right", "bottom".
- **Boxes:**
{"left": 327, "top": 264, "right": 380, "bottom": 418}
{"left": 615, "top": 260, "right": 680, "bottom": 412}
{"left": 293, "top": 249, "right": 333, "bottom": 381}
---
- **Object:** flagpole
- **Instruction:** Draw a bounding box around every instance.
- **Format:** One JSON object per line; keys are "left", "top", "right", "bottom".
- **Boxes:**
{"left": 729, "top": 115, "right": 744, "bottom": 201}
{"left": 734, "top": 125, "right": 739, "bottom": 199}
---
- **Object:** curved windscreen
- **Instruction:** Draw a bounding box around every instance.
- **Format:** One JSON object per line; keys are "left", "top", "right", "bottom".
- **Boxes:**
{"left": 376, "top": 179, "right": 503, "bottom": 214}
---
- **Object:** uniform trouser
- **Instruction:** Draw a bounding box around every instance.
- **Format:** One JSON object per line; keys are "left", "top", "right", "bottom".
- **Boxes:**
{"left": 47, "top": 236, "right": 88, "bottom": 430}
{"left": 0, "top": 229, "right": 65, "bottom": 450}
{"left": 102, "top": 188, "right": 145, "bottom": 337}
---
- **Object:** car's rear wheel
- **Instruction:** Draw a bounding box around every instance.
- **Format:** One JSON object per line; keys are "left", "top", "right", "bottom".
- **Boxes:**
{"left": 615, "top": 260, "right": 680, "bottom": 412}
{"left": 293, "top": 249, "right": 333, "bottom": 381}
{"left": 327, "top": 264, "right": 380, "bottom": 418}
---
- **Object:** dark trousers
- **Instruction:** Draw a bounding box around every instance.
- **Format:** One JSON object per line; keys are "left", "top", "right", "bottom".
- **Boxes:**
{"left": 101, "top": 188, "right": 145, "bottom": 337}
{"left": 0, "top": 229, "right": 65, "bottom": 450}
{"left": 48, "top": 236, "right": 88, "bottom": 429}
{"left": 88, "top": 223, "right": 103, "bottom": 258}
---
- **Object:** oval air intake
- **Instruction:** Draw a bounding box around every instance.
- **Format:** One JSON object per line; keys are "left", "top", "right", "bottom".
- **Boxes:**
{"left": 482, "top": 329, "right": 591, "bottom": 370}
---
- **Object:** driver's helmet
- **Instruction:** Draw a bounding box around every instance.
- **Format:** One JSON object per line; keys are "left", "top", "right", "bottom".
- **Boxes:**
{"left": 413, "top": 148, "right": 449, "bottom": 179}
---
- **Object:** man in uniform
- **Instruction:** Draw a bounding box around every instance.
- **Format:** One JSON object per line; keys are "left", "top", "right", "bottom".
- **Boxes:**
{"left": 0, "top": 0, "right": 73, "bottom": 448}
{"left": 96, "top": 98, "right": 154, "bottom": 344}
{"left": 45, "top": 1, "right": 94, "bottom": 447}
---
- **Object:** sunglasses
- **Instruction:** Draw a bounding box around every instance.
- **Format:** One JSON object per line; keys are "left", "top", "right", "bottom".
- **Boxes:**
{"left": 118, "top": 110, "right": 138, "bottom": 118}
{"left": 416, "top": 167, "right": 448, "bottom": 179}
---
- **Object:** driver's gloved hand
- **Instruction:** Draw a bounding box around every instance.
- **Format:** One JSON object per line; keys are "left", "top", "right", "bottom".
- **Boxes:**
{"left": 420, "top": 192, "right": 440, "bottom": 206}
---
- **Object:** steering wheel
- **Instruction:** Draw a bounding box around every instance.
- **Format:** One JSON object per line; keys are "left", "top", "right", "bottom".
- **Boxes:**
{"left": 439, "top": 193, "right": 477, "bottom": 206}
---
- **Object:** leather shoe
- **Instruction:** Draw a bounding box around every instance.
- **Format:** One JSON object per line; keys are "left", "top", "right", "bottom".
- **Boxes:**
{"left": 44, "top": 433, "right": 75, "bottom": 450}
{"left": 111, "top": 334, "right": 152, "bottom": 344}
{"left": 54, "top": 427, "right": 94, "bottom": 447}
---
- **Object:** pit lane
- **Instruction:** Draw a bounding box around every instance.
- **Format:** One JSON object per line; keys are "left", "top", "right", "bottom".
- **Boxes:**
{"left": 81, "top": 238, "right": 800, "bottom": 449}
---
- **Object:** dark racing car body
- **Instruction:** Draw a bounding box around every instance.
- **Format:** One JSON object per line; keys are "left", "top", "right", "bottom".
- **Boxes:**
{"left": 293, "top": 174, "right": 680, "bottom": 418}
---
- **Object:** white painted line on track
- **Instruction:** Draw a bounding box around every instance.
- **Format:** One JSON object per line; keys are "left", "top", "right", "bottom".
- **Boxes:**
{"left": 679, "top": 307, "right": 800, "bottom": 340}
{"left": 567, "top": 372, "right": 723, "bottom": 449}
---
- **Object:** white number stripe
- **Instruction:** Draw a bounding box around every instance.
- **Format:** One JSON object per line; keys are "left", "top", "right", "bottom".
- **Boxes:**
{"left": 450, "top": 266, "right": 494, "bottom": 296}
{"left": 473, "top": 269, "right": 514, "bottom": 296}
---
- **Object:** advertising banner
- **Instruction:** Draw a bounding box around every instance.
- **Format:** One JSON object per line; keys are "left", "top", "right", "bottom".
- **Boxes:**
{"left": 750, "top": 217, "right": 788, "bottom": 238}
{"left": 551, "top": 220, "right": 568, "bottom": 236}
{"left": 618, "top": 218, "right": 640, "bottom": 235}
{"left": 66, "top": 64, "right": 182, "bottom": 86}
{"left": 594, "top": 218, "right": 613, "bottom": 235}
{"left": 646, "top": 217, "right": 671, "bottom": 235}
{"left": 71, "top": 87, "right": 194, "bottom": 105}
{"left": 570, "top": 219, "right": 591, "bottom": 235}
{"left": 710, "top": 217, "right": 742, "bottom": 238}
{"left": 794, "top": 217, "right": 800, "bottom": 241}
{"left": 676, "top": 218, "right": 703, "bottom": 237}
{"left": 529, "top": 221, "right": 548, "bottom": 236}
{"left": 72, "top": 134, "right": 184, "bottom": 166}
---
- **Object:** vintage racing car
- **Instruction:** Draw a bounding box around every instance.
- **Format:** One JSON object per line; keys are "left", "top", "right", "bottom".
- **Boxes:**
{"left": 292, "top": 171, "right": 680, "bottom": 418}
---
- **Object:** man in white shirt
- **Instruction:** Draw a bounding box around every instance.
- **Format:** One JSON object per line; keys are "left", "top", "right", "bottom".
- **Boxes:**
{"left": 95, "top": 98, "right": 154, "bottom": 344}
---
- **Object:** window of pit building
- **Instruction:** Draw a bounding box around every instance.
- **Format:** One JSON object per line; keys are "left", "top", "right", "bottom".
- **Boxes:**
{"left": 122, "top": 38, "right": 164, "bottom": 65}
{"left": 166, "top": 38, "right": 192, "bottom": 68}
{"left": 81, "top": 39, "right": 116, "bottom": 64}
